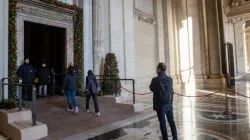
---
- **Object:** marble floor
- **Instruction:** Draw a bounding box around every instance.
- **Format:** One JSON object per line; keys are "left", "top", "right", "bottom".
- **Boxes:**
{"left": 21, "top": 81, "right": 250, "bottom": 140}
{"left": 66, "top": 81, "right": 250, "bottom": 140}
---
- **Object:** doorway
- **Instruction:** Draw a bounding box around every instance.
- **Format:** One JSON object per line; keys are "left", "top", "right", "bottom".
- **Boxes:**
{"left": 24, "top": 21, "right": 66, "bottom": 94}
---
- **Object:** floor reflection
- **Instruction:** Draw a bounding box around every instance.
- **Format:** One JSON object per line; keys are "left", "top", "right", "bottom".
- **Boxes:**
{"left": 86, "top": 81, "right": 250, "bottom": 140}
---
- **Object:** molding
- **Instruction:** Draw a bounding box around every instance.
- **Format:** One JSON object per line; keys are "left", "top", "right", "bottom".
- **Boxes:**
{"left": 224, "top": 13, "right": 250, "bottom": 23}
{"left": 134, "top": 10, "right": 156, "bottom": 25}
{"left": 17, "top": 3, "right": 74, "bottom": 23}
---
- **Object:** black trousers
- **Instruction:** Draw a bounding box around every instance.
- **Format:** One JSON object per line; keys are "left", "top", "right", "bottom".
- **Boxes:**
{"left": 22, "top": 84, "right": 33, "bottom": 101}
{"left": 157, "top": 104, "right": 178, "bottom": 140}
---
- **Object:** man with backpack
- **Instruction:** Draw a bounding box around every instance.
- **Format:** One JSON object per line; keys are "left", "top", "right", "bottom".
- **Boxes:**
{"left": 149, "top": 63, "right": 178, "bottom": 140}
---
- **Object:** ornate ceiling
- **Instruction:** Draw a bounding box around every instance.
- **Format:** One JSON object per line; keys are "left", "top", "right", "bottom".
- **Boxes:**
{"left": 223, "top": 0, "right": 250, "bottom": 17}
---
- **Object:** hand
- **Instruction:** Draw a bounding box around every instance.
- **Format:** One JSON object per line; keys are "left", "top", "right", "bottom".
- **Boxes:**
{"left": 62, "top": 90, "right": 64, "bottom": 93}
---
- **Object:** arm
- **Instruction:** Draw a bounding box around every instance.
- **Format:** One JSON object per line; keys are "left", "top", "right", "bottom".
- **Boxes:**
{"left": 62, "top": 76, "right": 67, "bottom": 91}
{"left": 149, "top": 78, "right": 156, "bottom": 92}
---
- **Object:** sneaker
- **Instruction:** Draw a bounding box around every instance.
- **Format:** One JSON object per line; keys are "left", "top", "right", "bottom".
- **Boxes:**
{"left": 95, "top": 112, "right": 100, "bottom": 116}
{"left": 67, "top": 108, "right": 73, "bottom": 112}
{"left": 86, "top": 109, "right": 90, "bottom": 113}
{"left": 74, "top": 107, "right": 79, "bottom": 113}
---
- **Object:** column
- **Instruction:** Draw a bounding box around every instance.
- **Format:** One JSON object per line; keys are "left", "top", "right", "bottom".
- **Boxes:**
{"left": 205, "top": 0, "right": 221, "bottom": 77}
{"left": 0, "top": 1, "right": 9, "bottom": 99}
{"left": 92, "top": 0, "right": 104, "bottom": 75}
{"left": 79, "top": 0, "right": 93, "bottom": 88}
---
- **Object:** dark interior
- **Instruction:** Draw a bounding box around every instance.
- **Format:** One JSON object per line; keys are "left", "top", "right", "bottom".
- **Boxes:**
{"left": 24, "top": 21, "right": 66, "bottom": 94}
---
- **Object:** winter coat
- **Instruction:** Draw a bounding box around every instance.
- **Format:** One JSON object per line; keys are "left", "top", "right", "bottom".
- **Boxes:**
{"left": 149, "top": 72, "right": 174, "bottom": 111}
{"left": 85, "top": 75, "right": 98, "bottom": 94}
{"left": 38, "top": 67, "right": 50, "bottom": 85}
{"left": 17, "top": 63, "right": 35, "bottom": 84}
{"left": 62, "top": 73, "right": 77, "bottom": 91}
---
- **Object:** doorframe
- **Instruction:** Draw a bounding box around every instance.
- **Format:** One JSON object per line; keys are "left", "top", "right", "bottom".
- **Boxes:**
{"left": 16, "top": 2, "right": 74, "bottom": 69}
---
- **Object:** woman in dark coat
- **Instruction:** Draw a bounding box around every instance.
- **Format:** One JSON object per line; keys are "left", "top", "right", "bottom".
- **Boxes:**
{"left": 85, "top": 70, "right": 100, "bottom": 116}
{"left": 38, "top": 63, "right": 50, "bottom": 97}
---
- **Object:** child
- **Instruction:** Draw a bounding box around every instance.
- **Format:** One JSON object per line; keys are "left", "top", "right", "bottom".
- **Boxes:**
{"left": 62, "top": 67, "right": 78, "bottom": 113}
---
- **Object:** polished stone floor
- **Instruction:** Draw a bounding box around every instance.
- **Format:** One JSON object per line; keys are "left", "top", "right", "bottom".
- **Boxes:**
{"left": 26, "top": 81, "right": 250, "bottom": 140}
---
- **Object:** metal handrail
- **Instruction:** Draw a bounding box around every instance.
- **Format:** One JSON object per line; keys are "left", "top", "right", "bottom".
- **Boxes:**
{"left": 2, "top": 81, "right": 36, "bottom": 126}
{"left": 97, "top": 78, "right": 135, "bottom": 104}
{"left": 1, "top": 77, "right": 19, "bottom": 100}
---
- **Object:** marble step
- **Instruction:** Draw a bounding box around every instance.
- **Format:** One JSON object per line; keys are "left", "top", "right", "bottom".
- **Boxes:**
{"left": 0, "top": 108, "right": 32, "bottom": 136}
{"left": 8, "top": 120, "right": 48, "bottom": 140}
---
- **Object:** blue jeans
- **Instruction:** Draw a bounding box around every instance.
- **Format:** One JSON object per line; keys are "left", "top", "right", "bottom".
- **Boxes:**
{"left": 86, "top": 94, "right": 99, "bottom": 113}
{"left": 157, "top": 104, "right": 178, "bottom": 140}
{"left": 66, "top": 90, "right": 77, "bottom": 109}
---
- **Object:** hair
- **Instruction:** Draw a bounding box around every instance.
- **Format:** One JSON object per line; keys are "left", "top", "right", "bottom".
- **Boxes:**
{"left": 68, "top": 67, "right": 74, "bottom": 75}
{"left": 157, "top": 63, "right": 166, "bottom": 71}
{"left": 87, "top": 70, "right": 97, "bottom": 80}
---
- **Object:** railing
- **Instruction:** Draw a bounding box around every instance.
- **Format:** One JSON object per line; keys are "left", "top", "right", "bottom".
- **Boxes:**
{"left": 1, "top": 77, "right": 19, "bottom": 100}
{"left": 96, "top": 78, "right": 136, "bottom": 104}
{"left": 1, "top": 78, "right": 37, "bottom": 126}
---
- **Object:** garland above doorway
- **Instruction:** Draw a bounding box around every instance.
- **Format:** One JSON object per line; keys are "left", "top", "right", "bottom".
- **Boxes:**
{"left": 8, "top": 0, "right": 84, "bottom": 98}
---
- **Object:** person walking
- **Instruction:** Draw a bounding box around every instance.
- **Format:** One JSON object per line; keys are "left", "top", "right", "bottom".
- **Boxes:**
{"left": 149, "top": 63, "right": 178, "bottom": 140}
{"left": 85, "top": 70, "right": 100, "bottom": 116}
{"left": 68, "top": 62, "right": 78, "bottom": 75}
{"left": 62, "top": 67, "right": 78, "bottom": 113}
{"left": 50, "top": 68, "right": 58, "bottom": 96}
{"left": 38, "top": 63, "right": 50, "bottom": 97}
{"left": 17, "top": 58, "right": 35, "bottom": 101}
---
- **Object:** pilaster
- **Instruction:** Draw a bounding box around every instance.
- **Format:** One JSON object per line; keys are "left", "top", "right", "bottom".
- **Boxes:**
{"left": 0, "top": 1, "right": 9, "bottom": 99}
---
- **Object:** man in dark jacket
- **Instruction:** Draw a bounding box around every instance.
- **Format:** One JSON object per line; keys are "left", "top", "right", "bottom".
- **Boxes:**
{"left": 17, "top": 58, "right": 35, "bottom": 101}
{"left": 149, "top": 63, "right": 178, "bottom": 140}
{"left": 38, "top": 63, "right": 50, "bottom": 97}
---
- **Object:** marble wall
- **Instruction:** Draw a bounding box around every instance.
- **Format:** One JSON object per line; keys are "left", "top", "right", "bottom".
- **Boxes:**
{"left": 0, "top": 1, "right": 9, "bottom": 99}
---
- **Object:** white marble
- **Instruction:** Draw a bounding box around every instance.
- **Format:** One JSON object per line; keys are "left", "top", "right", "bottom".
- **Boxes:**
{"left": 0, "top": 0, "right": 9, "bottom": 99}
{"left": 82, "top": 0, "right": 93, "bottom": 88}
{"left": 16, "top": 2, "right": 74, "bottom": 68}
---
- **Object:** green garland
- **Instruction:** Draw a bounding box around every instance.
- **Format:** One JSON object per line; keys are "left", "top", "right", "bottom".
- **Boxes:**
{"left": 8, "top": 0, "right": 84, "bottom": 98}
{"left": 8, "top": 0, "right": 18, "bottom": 100}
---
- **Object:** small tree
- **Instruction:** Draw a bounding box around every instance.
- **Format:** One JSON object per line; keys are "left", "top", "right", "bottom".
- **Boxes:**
{"left": 101, "top": 53, "right": 121, "bottom": 95}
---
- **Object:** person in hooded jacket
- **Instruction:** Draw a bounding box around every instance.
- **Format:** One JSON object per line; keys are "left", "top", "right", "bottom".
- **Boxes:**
{"left": 62, "top": 67, "right": 79, "bottom": 113}
{"left": 85, "top": 70, "right": 100, "bottom": 116}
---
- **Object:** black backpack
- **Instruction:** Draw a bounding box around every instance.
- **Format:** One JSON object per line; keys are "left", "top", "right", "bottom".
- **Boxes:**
{"left": 157, "top": 76, "right": 174, "bottom": 104}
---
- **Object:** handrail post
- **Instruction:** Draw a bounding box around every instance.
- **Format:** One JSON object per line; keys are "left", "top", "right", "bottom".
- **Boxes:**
{"left": 1, "top": 79, "right": 4, "bottom": 100}
{"left": 32, "top": 85, "right": 36, "bottom": 126}
{"left": 18, "top": 86, "right": 22, "bottom": 111}
{"left": 132, "top": 79, "right": 135, "bottom": 104}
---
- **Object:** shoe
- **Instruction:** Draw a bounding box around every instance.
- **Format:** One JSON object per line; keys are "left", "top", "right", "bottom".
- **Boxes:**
{"left": 67, "top": 108, "right": 73, "bottom": 112}
{"left": 74, "top": 107, "right": 79, "bottom": 113}
{"left": 95, "top": 112, "right": 100, "bottom": 116}
{"left": 86, "top": 109, "right": 90, "bottom": 113}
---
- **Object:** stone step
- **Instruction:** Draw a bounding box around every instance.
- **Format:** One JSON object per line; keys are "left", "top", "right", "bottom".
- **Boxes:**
{"left": 0, "top": 133, "right": 9, "bottom": 140}
{"left": 0, "top": 108, "right": 32, "bottom": 136}
{"left": 8, "top": 120, "right": 48, "bottom": 140}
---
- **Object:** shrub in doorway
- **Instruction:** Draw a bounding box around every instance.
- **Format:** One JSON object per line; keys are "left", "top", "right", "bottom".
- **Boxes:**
{"left": 101, "top": 53, "right": 121, "bottom": 96}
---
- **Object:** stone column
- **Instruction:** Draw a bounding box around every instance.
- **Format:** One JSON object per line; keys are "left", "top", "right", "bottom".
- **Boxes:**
{"left": 92, "top": 0, "right": 105, "bottom": 75}
{"left": 0, "top": 0, "right": 9, "bottom": 99}
{"left": 78, "top": 0, "right": 93, "bottom": 88}
{"left": 205, "top": 0, "right": 221, "bottom": 77}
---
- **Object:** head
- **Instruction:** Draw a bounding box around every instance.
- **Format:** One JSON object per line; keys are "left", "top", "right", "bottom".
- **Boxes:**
{"left": 42, "top": 63, "right": 46, "bottom": 67}
{"left": 87, "top": 70, "right": 93, "bottom": 76}
{"left": 24, "top": 58, "right": 29, "bottom": 64}
{"left": 70, "top": 62, "right": 74, "bottom": 67}
{"left": 51, "top": 68, "right": 54, "bottom": 72}
{"left": 156, "top": 63, "right": 166, "bottom": 73}
{"left": 68, "top": 67, "right": 74, "bottom": 75}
